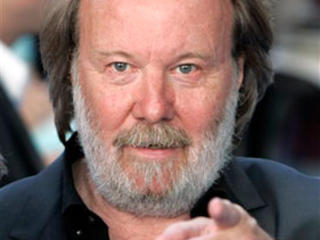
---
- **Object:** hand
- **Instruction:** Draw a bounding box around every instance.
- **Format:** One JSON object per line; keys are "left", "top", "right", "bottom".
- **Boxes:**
{"left": 156, "top": 198, "right": 273, "bottom": 240}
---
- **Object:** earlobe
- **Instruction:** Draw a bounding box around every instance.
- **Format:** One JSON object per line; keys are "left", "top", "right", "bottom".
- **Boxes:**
{"left": 236, "top": 56, "right": 245, "bottom": 90}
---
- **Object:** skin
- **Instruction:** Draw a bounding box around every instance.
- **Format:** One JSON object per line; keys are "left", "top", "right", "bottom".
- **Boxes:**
{"left": 74, "top": 0, "right": 273, "bottom": 239}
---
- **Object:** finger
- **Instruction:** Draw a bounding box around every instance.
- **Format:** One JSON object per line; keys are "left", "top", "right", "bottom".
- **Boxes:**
{"left": 155, "top": 217, "right": 213, "bottom": 240}
{"left": 208, "top": 198, "right": 242, "bottom": 229}
{"left": 188, "top": 224, "right": 273, "bottom": 240}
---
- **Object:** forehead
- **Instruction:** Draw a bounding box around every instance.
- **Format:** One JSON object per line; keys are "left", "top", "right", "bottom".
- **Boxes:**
{"left": 79, "top": 0, "right": 234, "bottom": 58}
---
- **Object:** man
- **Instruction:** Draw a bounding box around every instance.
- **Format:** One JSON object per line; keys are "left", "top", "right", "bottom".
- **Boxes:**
{"left": 0, "top": 0, "right": 319, "bottom": 239}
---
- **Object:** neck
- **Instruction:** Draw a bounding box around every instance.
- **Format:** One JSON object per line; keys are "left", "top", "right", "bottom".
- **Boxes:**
{"left": 73, "top": 160, "right": 190, "bottom": 240}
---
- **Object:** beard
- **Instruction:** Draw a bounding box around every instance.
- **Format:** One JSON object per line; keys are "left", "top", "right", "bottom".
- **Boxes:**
{"left": 73, "top": 75, "right": 239, "bottom": 218}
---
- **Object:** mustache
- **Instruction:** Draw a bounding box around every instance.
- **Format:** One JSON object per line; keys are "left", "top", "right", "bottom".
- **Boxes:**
{"left": 113, "top": 123, "right": 192, "bottom": 149}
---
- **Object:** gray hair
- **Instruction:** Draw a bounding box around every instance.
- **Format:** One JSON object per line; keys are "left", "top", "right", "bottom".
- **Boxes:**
{"left": 40, "top": 0, "right": 273, "bottom": 144}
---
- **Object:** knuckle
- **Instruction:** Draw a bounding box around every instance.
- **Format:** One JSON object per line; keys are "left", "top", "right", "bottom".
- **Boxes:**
{"left": 222, "top": 199, "right": 232, "bottom": 205}
{"left": 233, "top": 203, "right": 245, "bottom": 213}
{"left": 248, "top": 217, "right": 258, "bottom": 227}
{"left": 162, "top": 222, "right": 184, "bottom": 236}
{"left": 197, "top": 216, "right": 212, "bottom": 223}
{"left": 166, "top": 222, "right": 184, "bottom": 232}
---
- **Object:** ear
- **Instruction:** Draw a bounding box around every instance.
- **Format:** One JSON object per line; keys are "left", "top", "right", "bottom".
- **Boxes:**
{"left": 236, "top": 56, "right": 245, "bottom": 90}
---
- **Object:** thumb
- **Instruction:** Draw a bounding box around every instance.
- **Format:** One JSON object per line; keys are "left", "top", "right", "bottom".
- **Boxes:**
{"left": 208, "top": 198, "right": 242, "bottom": 229}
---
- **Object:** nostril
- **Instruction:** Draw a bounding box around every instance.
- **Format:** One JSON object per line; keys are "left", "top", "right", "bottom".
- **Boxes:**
{"left": 131, "top": 75, "right": 175, "bottom": 123}
{"left": 133, "top": 96, "right": 175, "bottom": 123}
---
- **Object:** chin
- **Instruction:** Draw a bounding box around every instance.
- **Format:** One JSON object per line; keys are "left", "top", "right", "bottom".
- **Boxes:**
{"left": 118, "top": 150, "right": 188, "bottom": 196}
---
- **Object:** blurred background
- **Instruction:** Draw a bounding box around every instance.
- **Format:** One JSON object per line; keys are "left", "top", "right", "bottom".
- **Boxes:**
{"left": 237, "top": 0, "right": 320, "bottom": 176}
{"left": 0, "top": 0, "right": 63, "bottom": 186}
{"left": 0, "top": 0, "right": 319, "bottom": 186}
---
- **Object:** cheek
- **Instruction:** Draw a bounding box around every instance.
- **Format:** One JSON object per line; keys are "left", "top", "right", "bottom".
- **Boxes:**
{"left": 79, "top": 73, "right": 133, "bottom": 137}
{"left": 176, "top": 81, "right": 232, "bottom": 142}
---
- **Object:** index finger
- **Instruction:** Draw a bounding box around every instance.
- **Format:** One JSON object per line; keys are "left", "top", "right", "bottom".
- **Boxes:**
{"left": 208, "top": 198, "right": 242, "bottom": 229}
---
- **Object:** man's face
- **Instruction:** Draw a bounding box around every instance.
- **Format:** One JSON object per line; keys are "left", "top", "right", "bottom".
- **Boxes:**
{"left": 73, "top": 0, "right": 243, "bottom": 216}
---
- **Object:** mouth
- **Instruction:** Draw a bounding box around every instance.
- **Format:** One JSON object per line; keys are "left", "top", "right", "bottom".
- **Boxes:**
{"left": 129, "top": 143, "right": 181, "bottom": 149}
{"left": 124, "top": 145, "right": 182, "bottom": 160}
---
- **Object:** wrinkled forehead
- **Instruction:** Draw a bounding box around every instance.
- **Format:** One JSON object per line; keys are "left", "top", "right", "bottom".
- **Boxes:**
{"left": 79, "top": 0, "right": 234, "bottom": 35}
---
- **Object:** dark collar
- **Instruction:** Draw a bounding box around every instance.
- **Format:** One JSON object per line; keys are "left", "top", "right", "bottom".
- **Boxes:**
{"left": 61, "top": 134, "right": 108, "bottom": 239}
{"left": 190, "top": 159, "right": 267, "bottom": 217}
{"left": 61, "top": 133, "right": 84, "bottom": 214}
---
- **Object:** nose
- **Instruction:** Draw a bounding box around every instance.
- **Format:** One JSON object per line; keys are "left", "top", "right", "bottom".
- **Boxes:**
{"left": 132, "top": 70, "right": 175, "bottom": 123}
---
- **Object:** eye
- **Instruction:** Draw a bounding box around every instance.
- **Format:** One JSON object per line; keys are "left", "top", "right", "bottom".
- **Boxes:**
{"left": 177, "top": 64, "right": 196, "bottom": 74}
{"left": 111, "top": 62, "right": 130, "bottom": 72}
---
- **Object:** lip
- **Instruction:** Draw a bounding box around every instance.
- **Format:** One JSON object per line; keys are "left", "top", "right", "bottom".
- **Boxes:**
{"left": 124, "top": 146, "right": 181, "bottom": 160}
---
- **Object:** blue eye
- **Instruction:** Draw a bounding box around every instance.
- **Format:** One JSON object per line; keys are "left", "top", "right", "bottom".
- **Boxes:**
{"left": 112, "top": 62, "right": 129, "bottom": 72}
{"left": 178, "top": 64, "right": 195, "bottom": 74}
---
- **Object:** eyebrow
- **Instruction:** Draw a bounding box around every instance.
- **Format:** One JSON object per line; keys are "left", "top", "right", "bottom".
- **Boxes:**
{"left": 96, "top": 50, "right": 134, "bottom": 59}
{"left": 175, "top": 52, "right": 214, "bottom": 63}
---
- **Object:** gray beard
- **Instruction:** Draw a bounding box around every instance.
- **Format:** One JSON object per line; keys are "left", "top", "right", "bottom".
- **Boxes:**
{"left": 73, "top": 77, "right": 238, "bottom": 218}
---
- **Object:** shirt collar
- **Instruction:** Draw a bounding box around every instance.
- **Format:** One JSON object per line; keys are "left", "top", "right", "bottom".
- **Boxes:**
{"left": 223, "top": 159, "right": 266, "bottom": 211}
{"left": 61, "top": 133, "right": 85, "bottom": 214}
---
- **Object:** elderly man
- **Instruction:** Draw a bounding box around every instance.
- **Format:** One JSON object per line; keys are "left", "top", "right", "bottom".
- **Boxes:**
{"left": 0, "top": 0, "right": 319, "bottom": 239}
